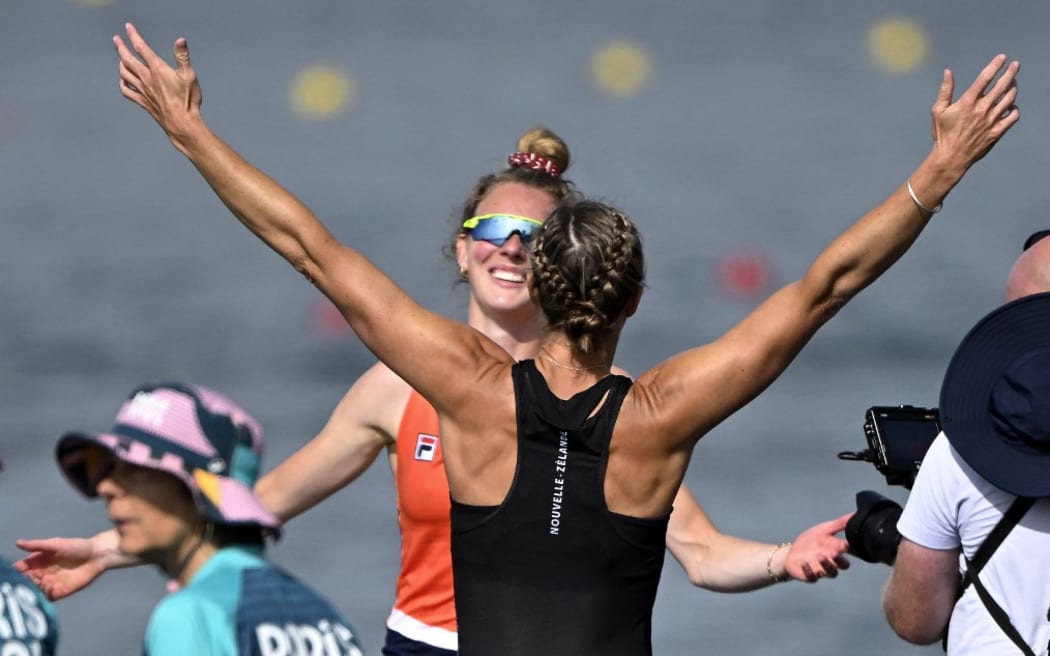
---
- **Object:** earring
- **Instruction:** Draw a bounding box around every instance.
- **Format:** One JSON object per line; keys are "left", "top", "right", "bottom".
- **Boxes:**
{"left": 459, "top": 267, "right": 468, "bottom": 279}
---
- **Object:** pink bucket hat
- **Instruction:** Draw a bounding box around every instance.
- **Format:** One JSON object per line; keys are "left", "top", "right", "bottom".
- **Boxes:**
{"left": 56, "top": 382, "right": 281, "bottom": 535}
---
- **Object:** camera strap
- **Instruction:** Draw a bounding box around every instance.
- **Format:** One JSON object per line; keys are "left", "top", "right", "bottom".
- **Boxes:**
{"left": 944, "top": 496, "right": 1037, "bottom": 654}
{"left": 966, "top": 496, "right": 1036, "bottom": 578}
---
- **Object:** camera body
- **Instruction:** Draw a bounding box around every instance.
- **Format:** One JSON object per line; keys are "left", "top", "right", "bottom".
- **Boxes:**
{"left": 840, "top": 405, "right": 941, "bottom": 490}
{"left": 839, "top": 405, "right": 941, "bottom": 565}
{"left": 863, "top": 405, "right": 941, "bottom": 489}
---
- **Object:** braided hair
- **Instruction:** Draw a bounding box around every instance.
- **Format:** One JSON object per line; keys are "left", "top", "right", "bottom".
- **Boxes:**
{"left": 531, "top": 201, "right": 645, "bottom": 354}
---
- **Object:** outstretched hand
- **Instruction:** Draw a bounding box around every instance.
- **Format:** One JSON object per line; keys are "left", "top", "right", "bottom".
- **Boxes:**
{"left": 113, "top": 22, "right": 202, "bottom": 145}
{"left": 14, "top": 536, "right": 111, "bottom": 601}
{"left": 931, "top": 54, "right": 1020, "bottom": 168}
{"left": 782, "top": 512, "right": 852, "bottom": 583}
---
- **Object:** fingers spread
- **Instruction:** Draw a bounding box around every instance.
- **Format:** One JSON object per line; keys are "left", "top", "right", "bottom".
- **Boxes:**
{"left": 978, "top": 61, "right": 1019, "bottom": 118}
{"left": 125, "top": 22, "right": 163, "bottom": 67}
{"left": 118, "top": 60, "right": 141, "bottom": 94}
{"left": 113, "top": 34, "right": 147, "bottom": 83}
{"left": 986, "top": 60, "right": 1020, "bottom": 99}
{"left": 962, "top": 54, "right": 1008, "bottom": 104}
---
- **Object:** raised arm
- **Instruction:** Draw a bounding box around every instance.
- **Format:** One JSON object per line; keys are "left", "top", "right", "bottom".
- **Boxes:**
{"left": 254, "top": 361, "right": 408, "bottom": 521}
{"left": 112, "top": 23, "right": 509, "bottom": 412}
{"left": 638, "top": 54, "right": 1020, "bottom": 450}
{"left": 665, "top": 485, "right": 851, "bottom": 591}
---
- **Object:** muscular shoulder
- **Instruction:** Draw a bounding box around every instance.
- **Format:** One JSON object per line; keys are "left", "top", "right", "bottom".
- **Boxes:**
{"left": 355, "top": 361, "right": 413, "bottom": 400}
{"left": 331, "top": 361, "right": 414, "bottom": 441}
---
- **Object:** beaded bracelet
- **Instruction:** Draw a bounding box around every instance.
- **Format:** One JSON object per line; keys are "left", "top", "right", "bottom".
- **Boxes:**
{"left": 907, "top": 178, "right": 943, "bottom": 214}
{"left": 766, "top": 542, "right": 792, "bottom": 583}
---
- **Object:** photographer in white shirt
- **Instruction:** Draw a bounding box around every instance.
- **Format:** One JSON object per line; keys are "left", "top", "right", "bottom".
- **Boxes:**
{"left": 883, "top": 231, "right": 1050, "bottom": 655}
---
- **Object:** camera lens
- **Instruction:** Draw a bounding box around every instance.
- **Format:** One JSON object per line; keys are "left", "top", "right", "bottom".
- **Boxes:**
{"left": 846, "top": 491, "right": 904, "bottom": 565}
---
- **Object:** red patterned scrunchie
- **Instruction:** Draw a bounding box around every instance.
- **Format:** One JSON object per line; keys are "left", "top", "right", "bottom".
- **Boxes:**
{"left": 507, "top": 152, "right": 561, "bottom": 177}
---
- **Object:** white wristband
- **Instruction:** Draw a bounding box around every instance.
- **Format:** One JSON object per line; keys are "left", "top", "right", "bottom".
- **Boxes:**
{"left": 907, "top": 179, "right": 942, "bottom": 214}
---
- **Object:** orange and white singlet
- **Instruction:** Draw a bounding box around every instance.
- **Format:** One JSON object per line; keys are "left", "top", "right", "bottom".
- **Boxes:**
{"left": 385, "top": 389, "right": 458, "bottom": 651}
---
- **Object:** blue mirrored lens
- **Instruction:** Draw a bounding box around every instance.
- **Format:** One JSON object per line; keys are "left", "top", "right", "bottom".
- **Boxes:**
{"left": 466, "top": 215, "right": 540, "bottom": 247}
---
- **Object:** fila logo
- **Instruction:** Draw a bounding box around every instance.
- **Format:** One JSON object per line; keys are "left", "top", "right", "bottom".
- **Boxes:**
{"left": 414, "top": 433, "right": 439, "bottom": 462}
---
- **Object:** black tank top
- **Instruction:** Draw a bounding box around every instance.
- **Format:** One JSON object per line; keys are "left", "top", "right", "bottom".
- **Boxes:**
{"left": 450, "top": 360, "right": 669, "bottom": 656}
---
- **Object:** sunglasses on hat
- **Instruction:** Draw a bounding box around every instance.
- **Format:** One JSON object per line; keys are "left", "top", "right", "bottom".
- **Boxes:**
{"left": 462, "top": 214, "right": 543, "bottom": 247}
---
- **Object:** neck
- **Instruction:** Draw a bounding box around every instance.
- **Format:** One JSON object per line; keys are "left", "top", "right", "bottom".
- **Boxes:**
{"left": 161, "top": 522, "right": 217, "bottom": 586}
{"left": 467, "top": 301, "right": 545, "bottom": 361}
{"left": 536, "top": 333, "right": 614, "bottom": 377}
{"left": 537, "top": 351, "right": 612, "bottom": 374}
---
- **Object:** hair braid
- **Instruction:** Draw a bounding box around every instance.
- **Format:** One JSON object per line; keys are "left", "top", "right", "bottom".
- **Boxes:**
{"left": 532, "top": 202, "right": 645, "bottom": 354}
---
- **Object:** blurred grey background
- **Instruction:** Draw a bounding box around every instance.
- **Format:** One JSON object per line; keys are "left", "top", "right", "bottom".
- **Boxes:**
{"left": 2, "top": 1, "right": 1048, "bottom": 654}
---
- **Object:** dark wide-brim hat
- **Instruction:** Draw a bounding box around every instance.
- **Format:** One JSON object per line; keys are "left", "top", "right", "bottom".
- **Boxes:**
{"left": 939, "top": 291, "right": 1050, "bottom": 498}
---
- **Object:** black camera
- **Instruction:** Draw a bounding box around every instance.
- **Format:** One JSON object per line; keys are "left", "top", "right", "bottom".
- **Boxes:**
{"left": 838, "top": 405, "right": 941, "bottom": 565}
{"left": 839, "top": 405, "right": 941, "bottom": 490}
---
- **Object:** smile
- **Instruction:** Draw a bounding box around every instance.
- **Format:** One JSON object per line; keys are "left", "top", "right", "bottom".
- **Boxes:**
{"left": 492, "top": 269, "right": 526, "bottom": 283}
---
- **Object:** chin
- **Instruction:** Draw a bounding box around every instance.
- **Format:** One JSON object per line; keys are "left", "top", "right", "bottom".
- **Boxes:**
{"left": 492, "top": 297, "right": 528, "bottom": 311}
{"left": 484, "top": 289, "right": 531, "bottom": 309}
{"left": 115, "top": 534, "right": 147, "bottom": 559}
